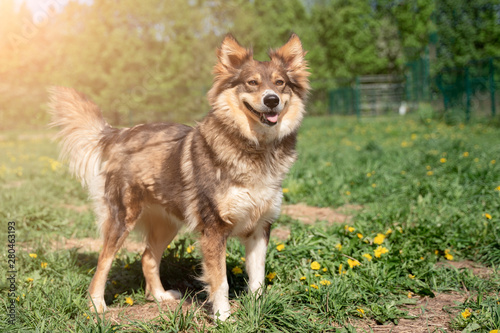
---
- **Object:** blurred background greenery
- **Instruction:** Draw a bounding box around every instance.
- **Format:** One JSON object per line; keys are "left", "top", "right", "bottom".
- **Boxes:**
{"left": 1, "top": 0, "right": 499, "bottom": 129}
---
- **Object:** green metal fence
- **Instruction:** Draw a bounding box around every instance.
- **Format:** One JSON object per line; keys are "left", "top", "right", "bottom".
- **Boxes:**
{"left": 436, "top": 57, "right": 499, "bottom": 120}
{"left": 326, "top": 56, "right": 499, "bottom": 120}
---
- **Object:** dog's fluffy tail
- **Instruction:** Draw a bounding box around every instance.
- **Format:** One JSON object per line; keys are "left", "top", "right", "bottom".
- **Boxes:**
{"left": 48, "top": 87, "right": 109, "bottom": 187}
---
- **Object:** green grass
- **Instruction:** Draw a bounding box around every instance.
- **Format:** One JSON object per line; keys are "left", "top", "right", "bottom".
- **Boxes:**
{"left": 1, "top": 114, "right": 499, "bottom": 332}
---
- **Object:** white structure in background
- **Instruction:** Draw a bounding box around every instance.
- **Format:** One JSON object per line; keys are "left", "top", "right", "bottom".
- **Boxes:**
{"left": 399, "top": 101, "right": 407, "bottom": 115}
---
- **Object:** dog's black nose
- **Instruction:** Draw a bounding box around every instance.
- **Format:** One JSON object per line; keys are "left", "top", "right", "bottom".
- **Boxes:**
{"left": 263, "top": 94, "right": 280, "bottom": 109}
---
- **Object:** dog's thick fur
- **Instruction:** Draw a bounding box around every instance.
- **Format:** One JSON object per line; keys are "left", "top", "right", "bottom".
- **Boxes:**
{"left": 48, "top": 34, "right": 309, "bottom": 320}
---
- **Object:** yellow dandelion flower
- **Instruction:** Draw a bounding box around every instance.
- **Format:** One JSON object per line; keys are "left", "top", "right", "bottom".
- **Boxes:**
{"left": 427, "top": 171, "right": 434, "bottom": 176}
{"left": 314, "top": 273, "right": 321, "bottom": 277}
{"left": 485, "top": 213, "right": 492, "bottom": 220}
{"left": 300, "top": 276, "right": 306, "bottom": 281}
{"left": 440, "top": 158, "right": 447, "bottom": 163}
{"left": 474, "top": 158, "right": 479, "bottom": 163}
{"left": 282, "top": 188, "right": 289, "bottom": 193}
{"left": 366, "top": 172, "right": 372, "bottom": 177}
{"left": 444, "top": 249, "right": 454, "bottom": 261}
{"left": 461, "top": 308, "right": 471, "bottom": 319}
{"left": 426, "top": 165, "right": 432, "bottom": 170}
{"left": 420, "top": 256, "right": 425, "bottom": 260}
{"left": 357, "top": 233, "right": 363, "bottom": 239}
{"left": 335, "top": 243, "right": 342, "bottom": 251}
{"left": 435, "top": 250, "right": 439, "bottom": 255}
{"left": 356, "top": 308, "right": 365, "bottom": 317}
{"left": 186, "top": 245, "right": 195, "bottom": 254}
{"left": 29, "top": 253, "right": 37, "bottom": 259}
{"left": 408, "top": 274, "right": 415, "bottom": 279}
{"left": 26, "top": 278, "right": 34, "bottom": 283}
{"left": 463, "top": 152, "right": 469, "bottom": 157}
{"left": 374, "top": 246, "right": 389, "bottom": 258}
{"left": 111, "top": 280, "right": 117, "bottom": 285}
{"left": 407, "top": 292, "right": 413, "bottom": 298}
{"left": 240, "top": 257, "right": 246, "bottom": 262}
{"left": 385, "top": 228, "right": 393, "bottom": 235}
{"left": 41, "top": 262, "right": 47, "bottom": 269}
{"left": 319, "top": 280, "right": 331, "bottom": 286}
{"left": 16, "top": 296, "right": 20, "bottom": 302}
{"left": 125, "top": 297, "right": 134, "bottom": 306}
{"left": 276, "top": 243, "right": 285, "bottom": 252}
{"left": 338, "top": 264, "right": 346, "bottom": 275}
{"left": 345, "top": 225, "right": 355, "bottom": 232}
{"left": 489, "top": 330, "right": 498, "bottom": 333}
{"left": 266, "top": 272, "right": 277, "bottom": 281}
{"left": 124, "top": 263, "right": 130, "bottom": 269}
{"left": 310, "top": 284, "right": 319, "bottom": 289}
{"left": 345, "top": 191, "right": 351, "bottom": 195}
{"left": 322, "top": 267, "right": 327, "bottom": 272}
{"left": 373, "top": 233, "right": 385, "bottom": 245}
{"left": 114, "top": 294, "right": 119, "bottom": 298}
{"left": 401, "top": 170, "right": 406, "bottom": 175}
{"left": 232, "top": 266, "right": 243, "bottom": 275}
{"left": 362, "top": 253, "right": 372, "bottom": 261}
{"left": 491, "top": 160, "right": 496, "bottom": 164}
{"left": 310, "top": 261, "right": 321, "bottom": 270}
{"left": 347, "top": 259, "right": 360, "bottom": 268}
{"left": 371, "top": 183, "right": 377, "bottom": 188}
{"left": 50, "top": 159, "right": 62, "bottom": 171}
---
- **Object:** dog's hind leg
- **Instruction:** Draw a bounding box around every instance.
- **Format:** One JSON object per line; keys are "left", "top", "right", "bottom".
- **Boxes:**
{"left": 142, "top": 218, "right": 181, "bottom": 302}
{"left": 88, "top": 218, "right": 131, "bottom": 313}
{"left": 242, "top": 221, "right": 271, "bottom": 295}
{"left": 200, "top": 228, "right": 230, "bottom": 321}
{"left": 88, "top": 186, "right": 143, "bottom": 313}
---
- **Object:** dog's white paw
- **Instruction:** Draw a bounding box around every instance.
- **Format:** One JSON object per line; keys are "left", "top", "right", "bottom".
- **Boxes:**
{"left": 213, "top": 308, "right": 231, "bottom": 322}
{"left": 89, "top": 298, "right": 107, "bottom": 313}
{"left": 213, "top": 300, "right": 231, "bottom": 322}
{"left": 149, "top": 289, "right": 182, "bottom": 302}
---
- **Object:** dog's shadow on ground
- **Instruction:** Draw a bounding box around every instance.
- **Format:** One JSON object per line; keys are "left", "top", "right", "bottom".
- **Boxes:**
{"left": 73, "top": 243, "right": 248, "bottom": 306}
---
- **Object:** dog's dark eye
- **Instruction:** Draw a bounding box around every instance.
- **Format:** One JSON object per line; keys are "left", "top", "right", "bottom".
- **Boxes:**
{"left": 247, "top": 80, "right": 258, "bottom": 86}
{"left": 275, "top": 80, "right": 285, "bottom": 86}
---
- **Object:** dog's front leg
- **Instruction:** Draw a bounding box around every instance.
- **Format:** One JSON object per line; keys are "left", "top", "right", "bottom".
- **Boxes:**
{"left": 243, "top": 221, "right": 271, "bottom": 295}
{"left": 200, "top": 227, "right": 230, "bottom": 321}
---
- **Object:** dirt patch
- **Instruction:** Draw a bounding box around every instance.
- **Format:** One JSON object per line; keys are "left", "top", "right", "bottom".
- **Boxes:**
{"left": 52, "top": 237, "right": 145, "bottom": 253}
{"left": 61, "top": 203, "right": 90, "bottom": 213}
{"left": 270, "top": 226, "right": 292, "bottom": 241}
{"left": 272, "top": 203, "right": 361, "bottom": 241}
{"left": 103, "top": 298, "right": 206, "bottom": 325}
{"left": 436, "top": 259, "right": 493, "bottom": 278}
{"left": 2, "top": 180, "right": 25, "bottom": 189}
{"left": 354, "top": 292, "right": 465, "bottom": 332}
{"left": 281, "top": 203, "right": 361, "bottom": 225}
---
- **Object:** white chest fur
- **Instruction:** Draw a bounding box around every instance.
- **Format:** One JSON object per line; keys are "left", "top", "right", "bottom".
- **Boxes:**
{"left": 217, "top": 182, "right": 282, "bottom": 237}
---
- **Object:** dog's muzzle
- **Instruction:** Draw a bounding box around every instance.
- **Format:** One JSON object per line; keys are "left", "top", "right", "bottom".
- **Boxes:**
{"left": 244, "top": 101, "right": 280, "bottom": 126}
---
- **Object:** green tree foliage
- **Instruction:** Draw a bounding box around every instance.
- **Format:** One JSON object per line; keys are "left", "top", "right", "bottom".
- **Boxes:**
{"left": 0, "top": 0, "right": 499, "bottom": 127}
{"left": 309, "top": 0, "right": 387, "bottom": 79}
{"left": 385, "top": 0, "right": 435, "bottom": 60}
{"left": 434, "top": 0, "right": 500, "bottom": 70}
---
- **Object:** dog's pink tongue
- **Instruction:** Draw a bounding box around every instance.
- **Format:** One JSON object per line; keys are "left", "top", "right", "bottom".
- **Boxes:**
{"left": 266, "top": 113, "right": 279, "bottom": 123}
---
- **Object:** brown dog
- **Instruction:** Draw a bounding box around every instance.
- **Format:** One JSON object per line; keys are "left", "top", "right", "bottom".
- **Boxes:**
{"left": 48, "top": 34, "right": 309, "bottom": 320}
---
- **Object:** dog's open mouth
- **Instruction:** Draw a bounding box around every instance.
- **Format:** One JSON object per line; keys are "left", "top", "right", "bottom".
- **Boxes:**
{"left": 244, "top": 102, "right": 279, "bottom": 126}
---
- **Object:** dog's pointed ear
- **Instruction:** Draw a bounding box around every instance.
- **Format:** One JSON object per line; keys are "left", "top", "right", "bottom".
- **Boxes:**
{"left": 270, "top": 33, "right": 307, "bottom": 71}
{"left": 217, "top": 34, "right": 252, "bottom": 70}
